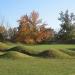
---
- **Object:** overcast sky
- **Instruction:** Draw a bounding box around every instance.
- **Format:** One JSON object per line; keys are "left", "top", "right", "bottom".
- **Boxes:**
{"left": 0, "top": 0, "right": 75, "bottom": 30}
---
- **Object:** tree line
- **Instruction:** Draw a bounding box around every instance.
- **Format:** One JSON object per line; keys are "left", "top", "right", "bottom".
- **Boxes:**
{"left": 0, "top": 10, "right": 75, "bottom": 44}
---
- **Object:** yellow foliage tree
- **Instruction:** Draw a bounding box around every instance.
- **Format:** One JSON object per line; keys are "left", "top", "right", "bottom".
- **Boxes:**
{"left": 16, "top": 11, "right": 54, "bottom": 44}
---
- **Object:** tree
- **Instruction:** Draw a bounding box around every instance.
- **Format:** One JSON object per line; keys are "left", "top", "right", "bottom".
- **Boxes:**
{"left": 58, "top": 10, "right": 75, "bottom": 40}
{"left": 0, "top": 25, "right": 6, "bottom": 41}
{"left": 0, "top": 19, "right": 17, "bottom": 41}
{"left": 16, "top": 11, "right": 54, "bottom": 44}
{"left": 6, "top": 27, "right": 17, "bottom": 41}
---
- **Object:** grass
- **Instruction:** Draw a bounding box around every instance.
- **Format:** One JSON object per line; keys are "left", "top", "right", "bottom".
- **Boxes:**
{"left": 60, "top": 48, "right": 75, "bottom": 57}
{"left": 0, "top": 51, "right": 32, "bottom": 59}
{"left": 0, "top": 42, "right": 75, "bottom": 75}
{"left": 20, "top": 44, "right": 75, "bottom": 51}
{"left": 37, "top": 49, "right": 71, "bottom": 58}
{"left": 0, "top": 42, "right": 16, "bottom": 50}
{"left": 0, "top": 58, "right": 75, "bottom": 75}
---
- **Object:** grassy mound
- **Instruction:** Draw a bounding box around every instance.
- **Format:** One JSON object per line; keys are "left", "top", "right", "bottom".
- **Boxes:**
{"left": 0, "top": 51, "right": 31, "bottom": 59}
{"left": 0, "top": 42, "right": 9, "bottom": 50}
{"left": 0, "top": 52, "right": 5, "bottom": 55}
{"left": 6, "top": 46, "right": 38, "bottom": 56}
{"left": 7, "top": 46, "right": 25, "bottom": 51}
{"left": 0, "top": 42, "right": 15, "bottom": 52}
{"left": 60, "top": 49, "right": 75, "bottom": 57}
{"left": 38, "top": 49, "right": 72, "bottom": 58}
{"left": 0, "top": 43, "right": 73, "bottom": 59}
{"left": 5, "top": 46, "right": 72, "bottom": 58}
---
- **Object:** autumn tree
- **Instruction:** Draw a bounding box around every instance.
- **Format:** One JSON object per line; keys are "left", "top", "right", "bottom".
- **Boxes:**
{"left": 36, "top": 25, "right": 54, "bottom": 43}
{"left": 16, "top": 11, "right": 54, "bottom": 44}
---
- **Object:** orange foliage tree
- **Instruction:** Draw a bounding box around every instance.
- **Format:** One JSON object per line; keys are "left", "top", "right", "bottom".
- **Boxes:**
{"left": 16, "top": 11, "right": 54, "bottom": 44}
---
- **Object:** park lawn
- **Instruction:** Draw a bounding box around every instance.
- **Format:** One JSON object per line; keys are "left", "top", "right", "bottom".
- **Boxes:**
{"left": 20, "top": 44, "right": 75, "bottom": 52}
{"left": 1, "top": 42, "right": 75, "bottom": 51}
{"left": 0, "top": 42, "right": 75, "bottom": 75}
{"left": 0, "top": 58, "right": 75, "bottom": 75}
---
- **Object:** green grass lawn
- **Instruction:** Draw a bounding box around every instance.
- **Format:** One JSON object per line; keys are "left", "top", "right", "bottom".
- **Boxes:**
{"left": 0, "top": 42, "right": 75, "bottom": 75}
{"left": 20, "top": 44, "right": 75, "bottom": 51}
{"left": 0, "top": 58, "right": 75, "bottom": 75}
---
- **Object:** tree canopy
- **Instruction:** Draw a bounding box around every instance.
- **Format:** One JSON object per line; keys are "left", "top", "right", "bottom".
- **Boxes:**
{"left": 58, "top": 10, "right": 75, "bottom": 40}
{"left": 16, "top": 11, "right": 54, "bottom": 44}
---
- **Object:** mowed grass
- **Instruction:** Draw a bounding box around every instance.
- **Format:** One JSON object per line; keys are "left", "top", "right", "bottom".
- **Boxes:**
{"left": 1, "top": 42, "right": 75, "bottom": 51}
{"left": 0, "top": 58, "right": 75, "bottom": 75}
{"left": 21, "top": 44, "right": 75, "bottom": 51}
{"left": 0, "top": 42, "right": 75, "bottom": 75}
